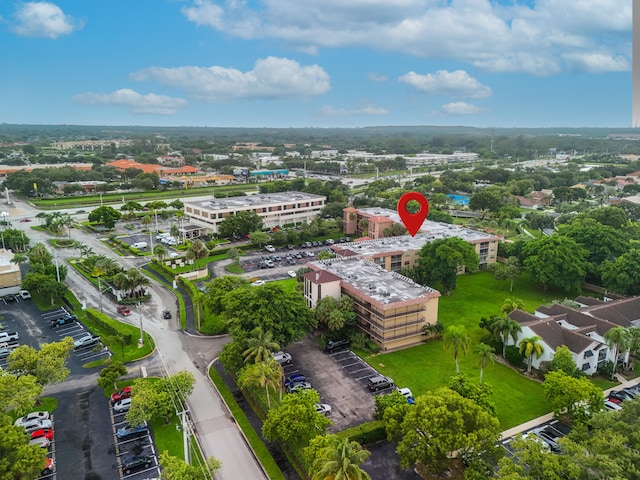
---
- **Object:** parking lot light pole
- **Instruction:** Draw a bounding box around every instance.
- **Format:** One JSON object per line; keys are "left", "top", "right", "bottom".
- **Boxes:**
{"left": 137, "top": 303, "right": 144, "bottom": 346}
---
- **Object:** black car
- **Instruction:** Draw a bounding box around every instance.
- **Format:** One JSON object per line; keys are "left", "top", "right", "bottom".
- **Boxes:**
{"left": 324, "top": 339, "right": 350, "bottom": 353}
{"left": 49, "top": 315, "right": 77, "bottom": 328}
{"left": 121, "top": 454, "right": 154, "bottom": 475}
{"left": 162, "top": 310, "right": 172, "bottom": 319}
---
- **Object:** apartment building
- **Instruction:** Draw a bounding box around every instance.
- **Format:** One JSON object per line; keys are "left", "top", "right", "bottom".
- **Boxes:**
{"left": 304, "top": 257, "right": 441, "bottom": 351}
{"left": 341, "top": 208, "right": 499, "bottom": 271}
{"left": 183, "top": 191, "right": 326, "bottom": 235}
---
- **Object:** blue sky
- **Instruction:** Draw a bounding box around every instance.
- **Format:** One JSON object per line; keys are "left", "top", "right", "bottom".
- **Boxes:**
{"left": 0, "top": 0, "right": 633, "bottom": 128}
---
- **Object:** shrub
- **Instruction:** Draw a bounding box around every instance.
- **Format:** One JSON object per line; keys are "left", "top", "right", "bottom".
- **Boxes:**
{"left": 504, "top": 345, "right": 525, "bottom": 368}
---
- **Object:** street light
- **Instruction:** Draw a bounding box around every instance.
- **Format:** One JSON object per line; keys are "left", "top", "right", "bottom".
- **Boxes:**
{"left": 137, "top": 303, "right": 144, "bottom": 346}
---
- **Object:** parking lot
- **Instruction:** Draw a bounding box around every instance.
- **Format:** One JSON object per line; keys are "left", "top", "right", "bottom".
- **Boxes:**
{"left": 111, "top": 403, "right": 160, "bottom": 480}
{"left": 282, "top": 334, "right": 387, "bottom": 431}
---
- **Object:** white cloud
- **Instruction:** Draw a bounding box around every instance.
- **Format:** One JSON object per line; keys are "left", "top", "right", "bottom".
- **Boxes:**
{"left": 367, "top": 72, "right": 388, "bottom": 83}
{"left": 562, "top": 52, "right": 629, "bottom": 73}
{"left": 320, "top": 103, "right": 389, "bottom": 116}
{"left": 439, "top": 102, "right": 484, "bottom": 116}
{"left": 11, "top": 2, "right": 83, "bottom": 39}
{"left": 130, "top": 57, "right": 330, "bottom": 101}
{"left": 73, "top": 89, "right": 187, "bottom": 115}
{"left": 399, "top": 70, "right": 492, "bottom": 99}
{"left": 180, "top": 0, "right": 630, "bottom": 75}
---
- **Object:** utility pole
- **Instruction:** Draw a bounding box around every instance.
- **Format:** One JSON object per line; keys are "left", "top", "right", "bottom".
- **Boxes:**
{"left": 137, "top": 303, "right": 144, "bottom": 346}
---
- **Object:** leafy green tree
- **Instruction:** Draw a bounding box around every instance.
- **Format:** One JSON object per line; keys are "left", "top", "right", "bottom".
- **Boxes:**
{"left": 126, "top": 379, "right": 172, "bottom": 426}
{"left": 519, "top": 336, "right": 544, "bottom": 373}
{"left": 585, "top": 206, "right": 628, "bottom": 229}
{"left": 601, "top": 249, "right": 640, "bottom": 296}
{"left": 88, "top": 205, "right": 122, "bottom": 229}
{"left": 496, "top": 434, "right": 578, "bottom": 480}
{"left": 443, "top": 326, "right": 471, "bottom": 374}
{"left": 262, "top": 389, "right": 331, "bottom": 447}
{"left": 503, "top": 256, "right": 522, "bottom": 292}
{"left": 249, "top": 230, "right": 271, "bottom": 248}
{"left": 603, "top": 326, "right": 630, "bottom": 375}
{"left": 308, "top": 435, "right": 371, "bottom": 480}
{"left": 548, "top": 345, "right": 582, "bottom": 378}
{"left": 6, "top": 337, "right": 74, "bottom": 386}
{"left": 475, "top": 343, "right": 497, "bottom": 384}
{"left": 373, "top": 390, "right": 408, "bottom": 420}
{"left": 153, "top": 244, "right": 168, "bottom": 262}
{"left": 243, "top": 327, "right": 280, "bottom": 364}
{"left": 487, "top": 262, "right": 507, "bottom": 289}
{"left": 0, "top": 372, "right": 42, "bottom": 413}
{"left": 415, "top": 237, "right": 479, "bottom": 294}
{"left": 543, "top": 370, "right": 604, "bottom": 426}
{"left": 218, "top": 210, "right": 263, "bottom": 238}
{"left": 557, "top": 217, "right": 629, "bottom": 266}
{"left": 97, "top": 361, "right": 127, "bottom": 391}
{"left": 0, "top": 420, "right": 47, "bottom": 480}
{"left": 162, "top": 370, "right": 195, "bottom": 406}
{"left": 469, "top": 189, "right": 504, "bottom": 215}
{"left": 204, "top": 276, "right": 250, "bottom": 315}
{"left": 447, "top": 373, "right": 496, "bottom": 415}
{"left": 395, "top": 388, "right": 500, "bottom": 476}
{"left": 2, "top": 228, "right": 30, "bottom": 252}
{"left": 523, "top": 235, "right": 588, "bottom": 293}
{"left": 222, "top": 283, "right": 315, "bottom": 347}
{"left": 158, "top": 451, "right": 221, "bottom": 480}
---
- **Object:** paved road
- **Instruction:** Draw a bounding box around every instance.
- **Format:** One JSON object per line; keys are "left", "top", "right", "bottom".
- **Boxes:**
{"left": 10, "top": 199, "right": 268, "bottom": 480}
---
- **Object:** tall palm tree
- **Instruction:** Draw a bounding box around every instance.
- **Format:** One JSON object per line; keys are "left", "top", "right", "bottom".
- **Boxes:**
{"left": 475, "top": 343, "right": 497, "bottom": 383}
{"left": 153, "top": 244, "right": 167, "bottom": 263}
{"left": 27, "top": 243, "right": 52, "bottom": 265}
{"left": 519, "top": 336, "right": 544, "bottom": 373}
{"left": 491, "top": 316, "right": 522, "bottom": 357}
{"left": 188, "top": 239, "right": 209, "bottom": 259}
{"left": 125, "top": 268, "right": 150, "bottom": 299}
{"left": 238, "top": 358, "right": 280, "bottom": 408}
{"left": 604, "top": 327, "right": 631, "bottom": 375}
{"left": 443, "top": 325, "right": 471, "bottom": 374}
{"left": 243, "top": 327, "right": 281, "bottom": 364}
{"left": 501, "top": 298, "right": 525, "bottom": 316}
{"left": 10, "top": 253, "right": 29, "bottom": 265}
{"left": 170, "top": 224, "right": 180, "bottom": 243}
{"left": 311, "top": 436, "right": 371, "bottom": 480}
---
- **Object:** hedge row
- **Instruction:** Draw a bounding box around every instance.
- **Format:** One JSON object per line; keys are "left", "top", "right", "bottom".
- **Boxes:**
{"left": 85, "top": 309, "right": 134, "bottom": 345}
{"left": 337, "top": 420, "right": 387, "bottom": 445}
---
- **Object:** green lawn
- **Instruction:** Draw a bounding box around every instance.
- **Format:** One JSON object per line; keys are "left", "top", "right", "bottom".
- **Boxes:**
{"left": 358, "top": 272, "right": 578, "bottom": 429}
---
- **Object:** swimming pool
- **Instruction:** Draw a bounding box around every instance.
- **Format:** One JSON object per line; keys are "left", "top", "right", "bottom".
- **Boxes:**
{"left": 446, "top": 194, "right": 470, "bottom": 205}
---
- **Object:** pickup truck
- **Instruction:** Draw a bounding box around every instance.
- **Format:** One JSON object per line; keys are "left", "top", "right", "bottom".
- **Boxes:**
{"left": 0, "top": 331, "right": 19, "bottom": 343}
{"left": 49, "top": 315, "right": 77, "bottom": 328}
{"left": 73, "top": 333, "right": 101, "bottom": 350}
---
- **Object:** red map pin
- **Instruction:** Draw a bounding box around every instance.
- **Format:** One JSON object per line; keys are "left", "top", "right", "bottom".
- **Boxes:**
{"left": 397, "top": 191, "right": 429, "bottom": 237}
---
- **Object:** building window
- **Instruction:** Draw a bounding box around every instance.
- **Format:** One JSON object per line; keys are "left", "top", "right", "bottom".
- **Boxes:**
{"left": 582, "top": 363, "right": 590, "bottom": 371}
{"left": 584, "top": 350, "right": 593, "bottom": 358}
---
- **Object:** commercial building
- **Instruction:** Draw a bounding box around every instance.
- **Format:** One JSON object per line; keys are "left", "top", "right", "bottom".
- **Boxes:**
{"left": 183, "top": 191, "right": 326, "bottom": 235}
{"left": 0, "top": 249, "right": 22, "bottom": 296}
{"left": 303, "top": 257, "right": 440, "bottom": 351}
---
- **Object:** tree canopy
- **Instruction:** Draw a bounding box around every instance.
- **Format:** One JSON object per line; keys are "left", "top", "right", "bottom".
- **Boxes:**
{"left": 414, "top": 237, "right": 479, "bottom": 294}
{"left": 218, "top": 210, "right": 263, "bottom": 238}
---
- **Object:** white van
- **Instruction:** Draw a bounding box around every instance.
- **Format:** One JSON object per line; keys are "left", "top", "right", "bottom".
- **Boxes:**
{"left": 156, "top": 232, "right": 170, "bottom": 241}
{"left": 132, "top": 241, "right": 148, "bottom": 249}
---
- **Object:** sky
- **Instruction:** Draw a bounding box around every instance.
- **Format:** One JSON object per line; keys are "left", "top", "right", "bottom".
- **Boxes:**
{"left": 0, "top": 0, "right": 633, "bottom": 129}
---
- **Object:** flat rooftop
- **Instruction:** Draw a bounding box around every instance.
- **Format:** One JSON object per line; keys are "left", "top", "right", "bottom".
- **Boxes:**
{"left": 310, "top": 257, "right": 439, "bottom": 305}
{"left": 184, "top": 191, "right": 325, "bottom": 211}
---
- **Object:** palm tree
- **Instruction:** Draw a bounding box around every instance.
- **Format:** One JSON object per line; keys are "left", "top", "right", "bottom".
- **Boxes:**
{"left": 311, "top": 436, "right": 371, "bottom": 480}
{"left": 238, "top": 358, "right": 280, "bottom": 408}
{"left": 170, "top": 224, "right": 180, "bottom": 243}
{"left": 443, "top": 325, "right": 471, "bottom": 374}
{"left": 243, "top": 327, "right": 280, "bottom": 364}
{"left": 604, "top": 327, "right": 631, "bottom": 376}
{"left": 422, "top": 321, "right": 444, "bottom": 340}
{"left": 501, "top": 298, "right": 525, "bottom": 316}
{"left": 475, "top": 343, "right": 497, "bottom": 383}
{"left": 491, "top": 316, "right": 522, "bottom": 357}
{"left": 10, "top": 253, "right": 29, "bottom": 265}
{"left": 188, "top": 239, "right": 209, "bottom": 259}
{"left": 519, "top": 336, "right": 544, "bottom": 373}
{"left": 125, "top": 268, "right": 150, "bottom": 299}
{"left": 153, "top": 244, "right": 167, "bottom": 262}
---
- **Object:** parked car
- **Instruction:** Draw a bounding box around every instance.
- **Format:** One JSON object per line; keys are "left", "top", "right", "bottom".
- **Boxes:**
{"left": 324, "top": 339, "right": 350, "bottom": 353}
{"left": 286, "top": 381, "right": 312, "bottom": 394}
{"left": 18, "top": 290, "right": 31, "bottom": 300}
{"left": 41, "top": 458, "right": 54, "bottom": 476}
{"left": 265, "top": 245, "right": 276, "bottom": 253}
{"left": 251, "top": 280, "right": 266, "bottom": 287}
{"left": 0, "top": 346, "right": 16, "bottom": 359}
{"left": 0, "top": 331, "right": 19, "bottom": 343}
{"left": 287, "top": 271, "right": 297, "bottom": 278}
{"left": 111, "top": 386, "right": 132, "bottom": 403}
{"left": 29, "top": 436, "right": 50, "bottom": 448}
{"left": 15, "top": 412, "right": 50, "bottom": 427}
{"left": 368, "top": 375, "right": 394, "bottom": 391}
{"left": 532, "top": 427, "right": 562, "bottom": 453}
{"left": 21, "top": 419, "right": 53, "bottom": 434}
{"left": 284, "top": 374, "right": 305, "bottom": 387}
{"left": 116, "top": 423, "right": 148, "bottom": 439}
{"left": 521, "top": 432, "right": 551, "bottom": 453}
{"left": 49, "top": 315, "right": 76, "bottom": 328}
{"left": 113, "top": 398, "right": 132, "bottom": 413}
{"left": 272, "top": 351, "right": 292, "bottom": 365}
{"left": 605, "top": 400, "right": 623, "bottom": 411}
{"left": 315, "top": 403, "right": 331, "bottom": 415}
{"left": 117, "top": 305, "right": 131, "bottom": 316}
{"left": 121, "top": 454, "right": 154, "bottom": 474}
{"left": 73, "top": 333, "right": 100, "bottom": 350}
{"left": 30, "top": 428, "right": 54, "bottom": 441}
{"left": 396, "top": 387, "right": 413, "bottom": 400}
{"left": 609, "top": 390, "right": 634, "bottom": 402}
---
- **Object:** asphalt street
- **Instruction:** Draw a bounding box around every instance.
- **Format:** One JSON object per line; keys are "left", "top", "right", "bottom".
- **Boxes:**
{"left": 8, "top": 198, "right": 267, "bottom": 480}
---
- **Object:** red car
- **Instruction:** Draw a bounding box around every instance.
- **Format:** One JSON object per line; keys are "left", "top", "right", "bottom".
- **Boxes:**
{"left": 31, "top": 428, "right": 54, "bottom": 441}
{"left": 19, "top": 218, "right": 32, "bottom": 223}
{"left": 42, "top": 457, "right": 54, "bottom": 475}
{"left": 111, "top": 386, "right": 132, "bottom": 403}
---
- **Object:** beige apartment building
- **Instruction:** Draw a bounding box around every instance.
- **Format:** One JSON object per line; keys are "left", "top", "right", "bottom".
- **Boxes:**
{"left": 0, "top": 249, "right": 22, "bottom": 294}
{"left": 183, "top": 192, "right": 326, "bottom": 235}
{"left": 304, "top": 257, "right": 441, "bottom": 351}
{"left": 339, "top": 210, "right": 499, "bottom": 272}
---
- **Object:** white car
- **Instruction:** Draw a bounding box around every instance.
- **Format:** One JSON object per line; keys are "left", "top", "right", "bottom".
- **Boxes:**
{"left": 265, "top": 245, "right": 276, "bottom": 253}
{"left": 14, "top": 411, "right": 50, "bottom": 427}
{"left": 113, "top": 398, "right": 132, "bottom": 413}
{"left": 18, "top": 290, "right": 31, "bottom": 300}
{"left": 315, "top": 403, "right": 332, "bottom": 415}
{"left": 272, "top": 351, "right": 292, "bottom": 365}
{"left": 605, "top": 400, "right": 623, "bottom": 411}
{"left": 168, "top": 252, "right": 180, "bottom": 258}
{"left": 28, "top": 436, "right": 50, "bottom": 448}
{"left": 251, "top": 280, "right": 265, "bottom": 286}
{"left": 287, "top": 271, "right": 297, "bottom": 278}
{"left": 73, "top": 333, "right": 100, "bottom": 350}
{"left": 21, "top": 419, "right": 53, "bottom": 434}
{"left": 396, "top": 387, "right": 413, "bottom": 399}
